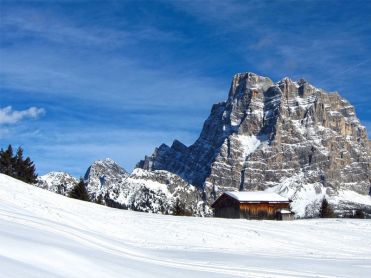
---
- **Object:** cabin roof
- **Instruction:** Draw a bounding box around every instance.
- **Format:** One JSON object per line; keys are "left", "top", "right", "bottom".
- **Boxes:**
{"left": 211, "top": 191, "right": 290, "bottom": 208}
{"left": 225, "top": 191, "right": 289, "bottom": 202}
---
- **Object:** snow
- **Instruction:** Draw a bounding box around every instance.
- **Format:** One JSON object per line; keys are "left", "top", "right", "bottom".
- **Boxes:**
{"left": 40, "top": 171, "right": 76, "bottom": 184}
{"left": 230, "top": 118, "right": 240, "bottom": 127}
{"left": 1, "top": 173, "right": 371, "bottom": 278}
{"left": 237, "top": 134, "right": 261, "bottom": 158}
{"left": 225, "top": 191, "right": 289, "bottom": 202}
{"left": 127, "top": 176, "right": 172, "bottom": 197}
{"left": 36, "top": 172, "right": 78, "bottom": 195}
{"left": 265, "top": 172, "right": 327, "bottom": 218}
{"left": 334, "top": 190, "right": 371, "bottom": 206}
{"left": 265, "top": 172, "right": 371, "bottom": 218}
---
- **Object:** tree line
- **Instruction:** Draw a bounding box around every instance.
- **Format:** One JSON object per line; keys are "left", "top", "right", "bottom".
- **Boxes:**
{"left": 0, "top": 145, "right": 38, "bottom": 184}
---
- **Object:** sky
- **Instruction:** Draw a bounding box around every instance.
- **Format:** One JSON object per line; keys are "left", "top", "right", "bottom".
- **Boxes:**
{"left": 1, "top": 0, "right": 370, "bottom": 177}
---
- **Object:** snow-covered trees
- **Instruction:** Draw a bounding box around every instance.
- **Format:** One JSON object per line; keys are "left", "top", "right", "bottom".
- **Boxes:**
{"left": 0, "top": 145, "right": 37, "bottom": 184}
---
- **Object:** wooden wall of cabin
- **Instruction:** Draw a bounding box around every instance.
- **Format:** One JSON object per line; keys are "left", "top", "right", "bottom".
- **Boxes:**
{"left": 214, "top": 206, "right": 240, "bottom": 218}
{"left": 213, "top": 197, "right": 240, "bottom": 218}
{"left": 239, "top": 203, "right": 290, "bottom": 220}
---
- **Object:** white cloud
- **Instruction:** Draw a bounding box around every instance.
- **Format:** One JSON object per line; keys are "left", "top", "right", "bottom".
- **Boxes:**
{"left": 0, "top": 106, "right": 45, "bottom": 125}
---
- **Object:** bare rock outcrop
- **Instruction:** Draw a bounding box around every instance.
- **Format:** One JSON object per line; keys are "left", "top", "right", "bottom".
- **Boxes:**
{"left": 138, "top": 72, "right": 371, "bottom": 217}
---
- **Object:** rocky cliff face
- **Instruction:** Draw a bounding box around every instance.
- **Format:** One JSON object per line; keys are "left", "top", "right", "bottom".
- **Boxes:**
{"left": 138, "top": 72, "right": 371, "bottom": 217}
{"left": 36, "top": 172, "right": 78, "bottom": 196}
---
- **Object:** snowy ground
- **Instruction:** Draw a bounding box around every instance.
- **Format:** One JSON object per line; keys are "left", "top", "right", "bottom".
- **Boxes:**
{"left": 0, "top": 174, "right": 370, "bottom": 278}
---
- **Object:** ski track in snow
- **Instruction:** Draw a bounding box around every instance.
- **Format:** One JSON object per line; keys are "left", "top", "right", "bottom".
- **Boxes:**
{"left": 0, "top": 174, "right": 370, "bottom": 278}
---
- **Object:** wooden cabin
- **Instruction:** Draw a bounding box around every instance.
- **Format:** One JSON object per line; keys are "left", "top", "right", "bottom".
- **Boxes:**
{"left": 211, "top": 191, "right": 292, "bottom": 220}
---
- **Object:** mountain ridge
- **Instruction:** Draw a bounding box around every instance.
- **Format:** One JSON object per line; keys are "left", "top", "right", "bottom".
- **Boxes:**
{"left": 137, "top": 72, "right": 371, "bottom": 217}
{"left": 34, "top": 72, "right": 371, "bottom": 218}
{"left": 38, "top": 158, "right": 209, "bottom": 215}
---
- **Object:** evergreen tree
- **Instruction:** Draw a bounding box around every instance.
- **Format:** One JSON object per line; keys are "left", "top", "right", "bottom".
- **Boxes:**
{"left": 354, "top": 209, "right": 365, "bottom": 219}
{"left": 22, "top": 156, "right": 38, "bottom": 184}
{"left": 319, "top": 198, "right": 334, "bottom": 218}
{"left": 14, "top": 147, "right": 25, "bottom": 179}
{"left": 0, "top": 145, "right": 38, "bottom": 184}
{"left": 173, "top": 198, "right": 192, "bottom": 216}
{"left": 69, "top": 179, "right": 89, "bottom": 201}
{"left": 0, "top": 145, "right": 15, "bottom": 176}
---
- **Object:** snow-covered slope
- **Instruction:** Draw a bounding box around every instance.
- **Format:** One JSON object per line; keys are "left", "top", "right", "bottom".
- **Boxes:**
{"left": 264, "top": 173, "right": 371, "bottom": 218}
{"left": 1, "top": 174, "right": 370, "bottom": 278}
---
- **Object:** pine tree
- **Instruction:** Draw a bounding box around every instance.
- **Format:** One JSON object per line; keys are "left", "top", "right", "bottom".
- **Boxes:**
{"left": 0, "top": 145, "right": 38, "bottom": 184}
{"left": 14, "top": 147, "right": 25, "bottom": 179}
{"left": 22, "top": 156, "right": 38, "bottom": 184}
{"left": 69, "top": 179, "right": 89, "bottom": 201}
{"left": 319, "top": 198, "right": 334, "bottom": 218}
{"left": 0, "top": 145, "right": 15, "bottom": 176}
{"left": 354, "top": 209, "right": 365, "bottom": 219}
{"left": 173, "top": 198, "right": 192, "bottom": 216}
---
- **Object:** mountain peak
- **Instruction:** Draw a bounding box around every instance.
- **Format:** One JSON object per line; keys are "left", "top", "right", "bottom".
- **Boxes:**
{"left": 229, "top": 72, "right": 273, "bottom": 100}
{"left": 84, "top": 158, "right": 129, "bottom": 204}
{"left": 89, "top": 158, "right": 128, "bottom": 174}
{"left": 137, "top": 72, "right": 371, "bottom": 217}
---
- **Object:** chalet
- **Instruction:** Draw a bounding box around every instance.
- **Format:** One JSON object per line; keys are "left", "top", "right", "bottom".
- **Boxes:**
{"left": 211, "top": 191, "right": 293, "bottom": 220}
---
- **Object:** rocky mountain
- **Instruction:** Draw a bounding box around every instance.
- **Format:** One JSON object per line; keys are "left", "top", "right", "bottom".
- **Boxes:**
{"left": 83, "top": 158, "right": 129, "bottom": 206}
{"left": 37, "top": 158, "right": 209, "bottom": 216}
{"left": 138, "top": 72, "right": 371, "bottom": 217}
{"left": 36, "top": 172, "right": 78, "bottom": 196}
{"left": 126, "top": 169, "right": 209, "bottom": 215}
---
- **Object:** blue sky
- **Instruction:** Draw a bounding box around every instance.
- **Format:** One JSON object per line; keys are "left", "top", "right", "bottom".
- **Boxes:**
{"left": 1, "top": 0, "right": 370, "bottom": 176}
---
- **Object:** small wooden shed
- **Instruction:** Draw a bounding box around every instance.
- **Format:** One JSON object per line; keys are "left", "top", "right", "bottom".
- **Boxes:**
{"left": 211, "top": 191, "right": 292, "bottom": 220}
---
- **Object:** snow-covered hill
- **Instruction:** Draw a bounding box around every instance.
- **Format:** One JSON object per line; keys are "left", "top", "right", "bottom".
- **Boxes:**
{"left": 1, "top": 173, "right": 370, "bottom": 278}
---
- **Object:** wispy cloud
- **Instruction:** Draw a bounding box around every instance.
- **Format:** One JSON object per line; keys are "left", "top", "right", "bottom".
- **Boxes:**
{"left": 1, "top": 7, "right": 185, "bottom": 50}
{"left": 0, "top": 49, "right": 226, "bottom": 110}
{"left": 173, "top": 0, "right": 371, "bottom": 99}
{"left": 0, "top": 6, "right": 224, "bottom": 110}
{"left": 0, "top": 106, "right": 45, "bottom": 125}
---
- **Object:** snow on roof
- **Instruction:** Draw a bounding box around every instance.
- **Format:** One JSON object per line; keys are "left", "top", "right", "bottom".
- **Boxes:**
{"left": 280, "top": 209, "right": 292, "bottom": 214}
{"left": 225, "top": 191, "right": 289, "bottom": 202}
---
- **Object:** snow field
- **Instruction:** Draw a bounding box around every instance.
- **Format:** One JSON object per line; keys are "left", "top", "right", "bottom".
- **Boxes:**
{"left": 0, "top": 174, "right": 370, "bottom": 278}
